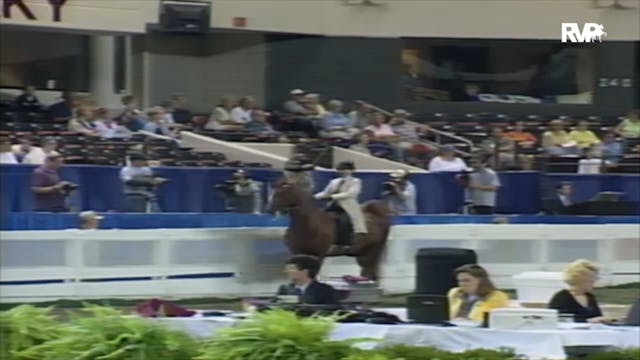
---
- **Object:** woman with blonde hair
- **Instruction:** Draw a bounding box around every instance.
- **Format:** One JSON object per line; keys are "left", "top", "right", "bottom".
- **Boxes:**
{"left": 548, "top": 259, "right": 614, "bottom": 323}
{"left": 447, "top": 264, "right": 509, "bottom": 322}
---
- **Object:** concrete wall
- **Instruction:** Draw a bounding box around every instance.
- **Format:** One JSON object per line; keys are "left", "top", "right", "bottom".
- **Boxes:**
{"left": 136, "top": 32, "right": 266, "bottom": 111}
{"left": 181, "top": 132, "right": 288, "bottom": 168}
{"left": 211, "top": 0, "right": 640, "bottom": 40}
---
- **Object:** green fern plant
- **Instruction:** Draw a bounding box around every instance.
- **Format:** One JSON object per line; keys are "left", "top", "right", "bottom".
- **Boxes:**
{"left": 15, "top": 304, "right": 198, "bottom": 360}
{"left": 195, "top": 308, "right": 371, "bottom": 360}
{"left": 0, "top": 305, "right": 67, "bottom": 360}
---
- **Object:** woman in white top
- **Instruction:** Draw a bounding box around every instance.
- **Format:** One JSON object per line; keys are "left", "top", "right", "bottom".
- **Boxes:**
{"left": 0, "top": 137, "right": 18, "bottom": 164}
{"left": 22, "top": 137, "right": 60, "bottom": 165}
{"left": 429, "top": 145, "right": 469, "bottom": 172}
{"left": 205, "top": 96, "right": 239, "bottom": 130}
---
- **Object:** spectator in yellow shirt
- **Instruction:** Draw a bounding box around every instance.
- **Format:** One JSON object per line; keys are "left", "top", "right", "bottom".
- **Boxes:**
{"left": 570, "top": 120, "right": 601, "bottom": 149}
{"left": 542, "top": 119, "right": 578, "bottom": 155}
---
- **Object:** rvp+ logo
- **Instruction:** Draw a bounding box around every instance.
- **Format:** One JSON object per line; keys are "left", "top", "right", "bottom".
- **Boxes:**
{"left": 561, "top": 23, "right": 607, "bottom": 43}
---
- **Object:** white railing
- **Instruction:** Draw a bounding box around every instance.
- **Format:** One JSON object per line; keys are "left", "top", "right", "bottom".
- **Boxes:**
{"left": 1, "top": 224, "right": 638, "bottom": 303}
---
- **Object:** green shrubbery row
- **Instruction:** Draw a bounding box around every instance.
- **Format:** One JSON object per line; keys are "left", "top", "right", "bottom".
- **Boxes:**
{"left": 1, "top": 304, "right": 638, "bottom": 360}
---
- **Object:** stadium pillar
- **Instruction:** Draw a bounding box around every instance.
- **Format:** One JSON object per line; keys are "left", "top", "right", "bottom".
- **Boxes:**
{"left": 89, "top": 35, "right": 119, "bottom": 108}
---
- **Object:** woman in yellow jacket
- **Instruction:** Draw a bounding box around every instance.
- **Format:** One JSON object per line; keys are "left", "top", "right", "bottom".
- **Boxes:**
{"left": 447, "top": 264, "right": 510, "bottom": 322}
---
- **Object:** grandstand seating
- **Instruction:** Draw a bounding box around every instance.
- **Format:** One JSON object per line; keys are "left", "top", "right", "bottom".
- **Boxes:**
{"left": 1, "top": 99, "right": 638, "bottom": 173}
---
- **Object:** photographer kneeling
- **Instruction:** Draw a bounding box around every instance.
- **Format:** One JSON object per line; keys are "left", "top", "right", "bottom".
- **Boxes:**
{"left": 215, "top": 170, "right": 263, "bottom": 214}
{"left": 381, "top": 169, "right": 417, "bottom": 215}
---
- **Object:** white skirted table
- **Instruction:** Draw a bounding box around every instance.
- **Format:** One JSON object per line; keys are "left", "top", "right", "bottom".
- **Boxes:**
{"left": 154, "top": 316, "right": 639, "bottom": 360}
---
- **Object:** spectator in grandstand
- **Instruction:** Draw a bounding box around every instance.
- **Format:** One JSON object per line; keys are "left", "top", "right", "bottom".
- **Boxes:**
{"left": 601, "top": 132, "right": 623, "bottom": 164}
{"left": 284, "top": 89, "right": 314, "bottom": 116}
{"left": 230, "top": 96, "right": 256, "bottom": 124}
{"left": 68, "top": 104, "right": 100, "bottom": 136}
{"left": 448, "top": 264, "right": 509, "bottom": 322}
{"left": 144, "top": 106, "right": 174, "bottom": 137}
{"left": 364, "top": 112, "right": 399, "bottom": 143}
{"left": 428, "top": 145, "right": 469, "bottom": 172}
{"left": 216, "top": 169, "right": 263, "bottom": 214}
{"left": 548, "top": 259, "right": 615, "bottom": 323}
{"left": 48, "top": 91, "right": 74, "bottom": 119}
{"left": 480, "top": 127, "right": 519, "bottom": 170}
{"left": 390, "top": 109, "right": 432, "bottom": 161}
{"left": 117, "top": 95, "right": 146, "bottom": 132}
{"left": 169, "top": 93, "right": 192, "bottom": 124}
{"left": 282, "top": 89, "right": 319, "bottom": 137}
{"left": 10, "top": 137, "right": 34, "bottom": 162}
{"left": 32, "top": 155, "right": 76, "bottom": 212}
{"left": 245, "top": 109, "right": 278, "bottom": 136}
{"left": 93, "top": 108, "right": 132, "bottom": 139}
{"left": 349, "top": 130, "right": 373, "bottom": 155}
{"left": 0, "top": 137, "right": 18, "bottom": 164}
{"left": 544, "top": 181, "right": 573, "bottom": 215}
{"left": 569, "top": 120, "right": 601, "bottom": 150}
{"left": 276, "top": 255, "right": 338, "bottom": 305}
{"left": 348, "top": 101, "right": 372, "bottom": 129}
{"left": 320, "top": 100, "right": 359, "bottom": 139}
{"left": 205, "top": 96, "right": 239, "bottom": 130}
{"left": 78, "top": 211, "right": 103, "bottom": 230}
{"left": 13, "top": 85, "right": 41, "bottom": 112}
{"left": 504, "top": 121, "right": 537, "bottom": 147}
{"left": 466, "top": 156, "right": 501, "bottom": 215}
{"left": 23, "top": 137, "right": 60, "bottom": 165}
{"left": 542, "top": 119, "right": 578, "bottom": 156}
{"left": 577, "top": 147, "right": 604, "bottom": 174}
{"left": 615, "top": 109, "right": 640, "bottom": 149}
{"left": 381, "top": 169, "right": 417, "bottom": 215}
{"left": 120, "top": 154, "right": 169, "bottom": 212}
{"left": 304, "top": 93, "right": 327, "bottom": 116}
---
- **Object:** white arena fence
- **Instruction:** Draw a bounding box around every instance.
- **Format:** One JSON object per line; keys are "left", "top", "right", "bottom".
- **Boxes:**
{"left": 1, "top": 224, "right": 639, "bottom": 303}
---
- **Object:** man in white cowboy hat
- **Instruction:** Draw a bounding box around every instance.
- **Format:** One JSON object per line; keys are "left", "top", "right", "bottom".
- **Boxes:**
{"left": 314, "top": 161, "right": 367, "bottom": 255}
{"left": 382, "top": 169, "right": 417, "bottom": 215}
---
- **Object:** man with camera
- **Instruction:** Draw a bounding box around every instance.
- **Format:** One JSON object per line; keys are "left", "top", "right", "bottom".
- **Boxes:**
{"left": 215, "top": 170, "right": 263, "bottom": 214}
{"left": 31, "top": 155, "right": 78, "bottom": 212}
{"left": 120, "top": 154, "right": 169, "bottom": 212}
{"left": 382, "top": 169, "right": 417, "bottom": 215}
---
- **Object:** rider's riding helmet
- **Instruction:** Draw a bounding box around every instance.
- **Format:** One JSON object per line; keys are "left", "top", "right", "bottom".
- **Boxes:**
{"left": 336, "top": 161, "right": 356, "bottom": 171}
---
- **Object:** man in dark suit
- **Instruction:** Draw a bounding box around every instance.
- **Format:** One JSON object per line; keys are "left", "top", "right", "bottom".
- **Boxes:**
{"left": 276, "top": 255, "right": 338, "bottom": 305}
{"left": 544, "top": 181, "right": 574, "bottom": 215}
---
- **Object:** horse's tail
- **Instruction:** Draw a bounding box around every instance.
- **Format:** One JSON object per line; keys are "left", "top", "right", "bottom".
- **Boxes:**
{"left": 362, "top": 200, "right": 391, "bottom": 221}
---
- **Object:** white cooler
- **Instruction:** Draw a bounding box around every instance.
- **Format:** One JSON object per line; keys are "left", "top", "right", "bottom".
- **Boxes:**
{"left": 512, "top": 271, "right": 564, "bottom": 303}
{"left": 489, "top": 308, "right": 559, "bottom": 330}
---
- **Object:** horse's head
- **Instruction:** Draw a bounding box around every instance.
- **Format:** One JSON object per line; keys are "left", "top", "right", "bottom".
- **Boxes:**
{"left": 271, "top": 178, "right": 306, "bottom": 213}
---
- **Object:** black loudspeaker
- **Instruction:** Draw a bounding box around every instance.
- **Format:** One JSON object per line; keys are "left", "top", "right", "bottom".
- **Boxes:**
{"left": 160, "top": 1, "right": 210, "bottom": 34}
{"left": 415, "top": 248, "right": 477, "bottom": 295}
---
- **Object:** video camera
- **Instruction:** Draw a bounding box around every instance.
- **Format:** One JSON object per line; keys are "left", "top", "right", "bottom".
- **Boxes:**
{"left": 214, "top": 170, "right": 250, "bottom": 194}
{"left": 383, "top": 170, "right": 408, "bottom": 192}
{"left": 61, "top": 183, "right": 79, "bottom": 194}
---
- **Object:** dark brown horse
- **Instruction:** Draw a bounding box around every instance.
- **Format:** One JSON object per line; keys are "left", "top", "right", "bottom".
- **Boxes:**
{"left": 271, "top": 179, "right": 391, "bottom": 281}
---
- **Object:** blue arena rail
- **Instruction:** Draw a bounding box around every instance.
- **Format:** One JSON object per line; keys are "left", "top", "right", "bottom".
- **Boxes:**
{"left": 1, "top": 164, "right": 639, "bottom": 215}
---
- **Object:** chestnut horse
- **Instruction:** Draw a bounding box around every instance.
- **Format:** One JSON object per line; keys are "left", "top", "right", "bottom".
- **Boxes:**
{"left": 271, "top": 179, "right": 391, "bottom": 281}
